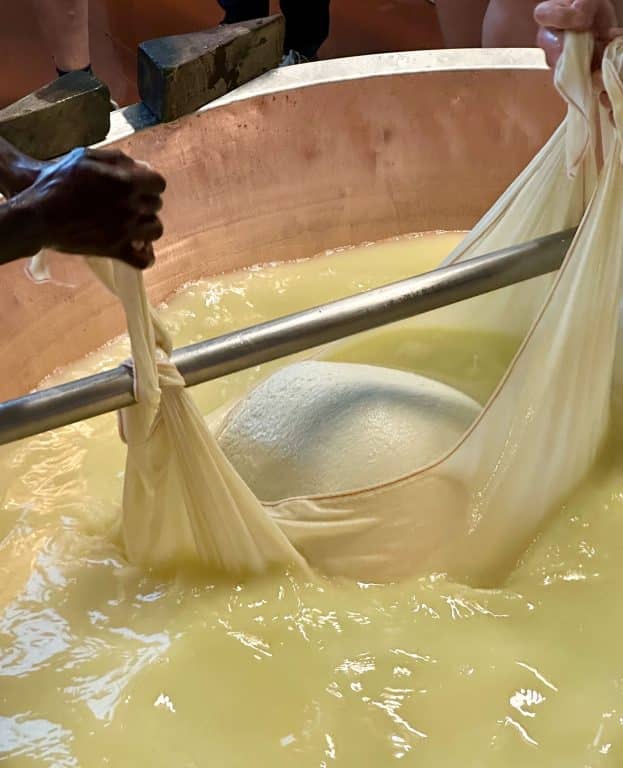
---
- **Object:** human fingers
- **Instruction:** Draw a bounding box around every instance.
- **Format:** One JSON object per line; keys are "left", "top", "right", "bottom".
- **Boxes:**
{"left": 534, "top": 0, "right": 598, "bottom": 31}
{"left": 116, "top": 240, "right": 156, "bottom": 270}
{"left": 130, "top": 215, "right": 164, "bottom": 244}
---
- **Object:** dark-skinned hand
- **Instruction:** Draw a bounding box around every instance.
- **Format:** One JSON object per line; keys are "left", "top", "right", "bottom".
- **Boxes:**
{"left": 11, "top": 146, "right": 166, "bottom": 269}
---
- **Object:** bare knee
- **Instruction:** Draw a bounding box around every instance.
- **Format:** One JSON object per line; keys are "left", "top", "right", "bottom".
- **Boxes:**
{"left": 482, "top": 0, "right": 539, "bottom": 47}
{"left": 435, "top": 0, "right": 490, "bottom": 47}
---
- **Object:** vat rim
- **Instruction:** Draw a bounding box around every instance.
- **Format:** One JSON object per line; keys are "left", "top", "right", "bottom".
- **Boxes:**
{"left": 101, "top": 48, "right": 548, "bottom": 147}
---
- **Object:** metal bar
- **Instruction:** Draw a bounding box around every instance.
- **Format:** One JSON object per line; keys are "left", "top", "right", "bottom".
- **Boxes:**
{"left": 0, "top": 228, "right": 576, "bottom": 446}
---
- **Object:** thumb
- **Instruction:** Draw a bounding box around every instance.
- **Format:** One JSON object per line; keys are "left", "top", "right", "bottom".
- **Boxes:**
{"left": 537, "top": 26, "right": 565, "bottom": 68}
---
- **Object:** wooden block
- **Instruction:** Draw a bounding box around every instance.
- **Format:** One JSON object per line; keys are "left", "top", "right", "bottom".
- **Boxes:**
{"left": 138, "top": 15, "right": 285, "bottom": 123}
{"left": 0, "top": 71, "right": 111, "bottom": 160}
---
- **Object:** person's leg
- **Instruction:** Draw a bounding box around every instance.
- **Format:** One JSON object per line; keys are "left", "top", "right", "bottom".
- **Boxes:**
{"left": 482, "top": 0, "right": 538, "bottom": 47}
{"left": 279, "top": 0, "right": 330, "bottom": 59}
{"left": 217, "top": 0, "right": 270, "bottom": 24}
{"left": 32, "top": 0, "right": 90, "bottom": 73}
{"left": 435, "top": 0, "right": 490, "bottom": 47}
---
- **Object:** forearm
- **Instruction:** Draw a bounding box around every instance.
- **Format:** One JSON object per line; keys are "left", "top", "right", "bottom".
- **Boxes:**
{"left": 0, "top": 197, "right": 41, "bottom": 266}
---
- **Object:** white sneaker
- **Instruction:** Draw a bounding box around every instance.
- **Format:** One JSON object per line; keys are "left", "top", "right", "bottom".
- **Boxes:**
{"left": 279, "top": 50, "right": 310, "bottom": 67}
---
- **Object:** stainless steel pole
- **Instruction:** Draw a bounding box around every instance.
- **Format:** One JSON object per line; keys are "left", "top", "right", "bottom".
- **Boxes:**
{"left": 0, "top": 228, "right": 576, "bottom": 446}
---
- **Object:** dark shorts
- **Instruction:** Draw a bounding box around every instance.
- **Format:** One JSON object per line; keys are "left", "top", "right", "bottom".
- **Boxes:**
{"left": 217, "top": 0, "right": 331, "bottom": 59}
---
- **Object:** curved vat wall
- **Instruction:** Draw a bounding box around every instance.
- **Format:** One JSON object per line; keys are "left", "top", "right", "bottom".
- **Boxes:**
{"left": 0, "top": 50, "right": 563, "bottom": 401}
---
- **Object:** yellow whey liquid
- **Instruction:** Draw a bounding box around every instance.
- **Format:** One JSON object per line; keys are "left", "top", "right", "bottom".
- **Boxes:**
{"left": 2, "top": 231, "right": 622, "bottom": 767}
